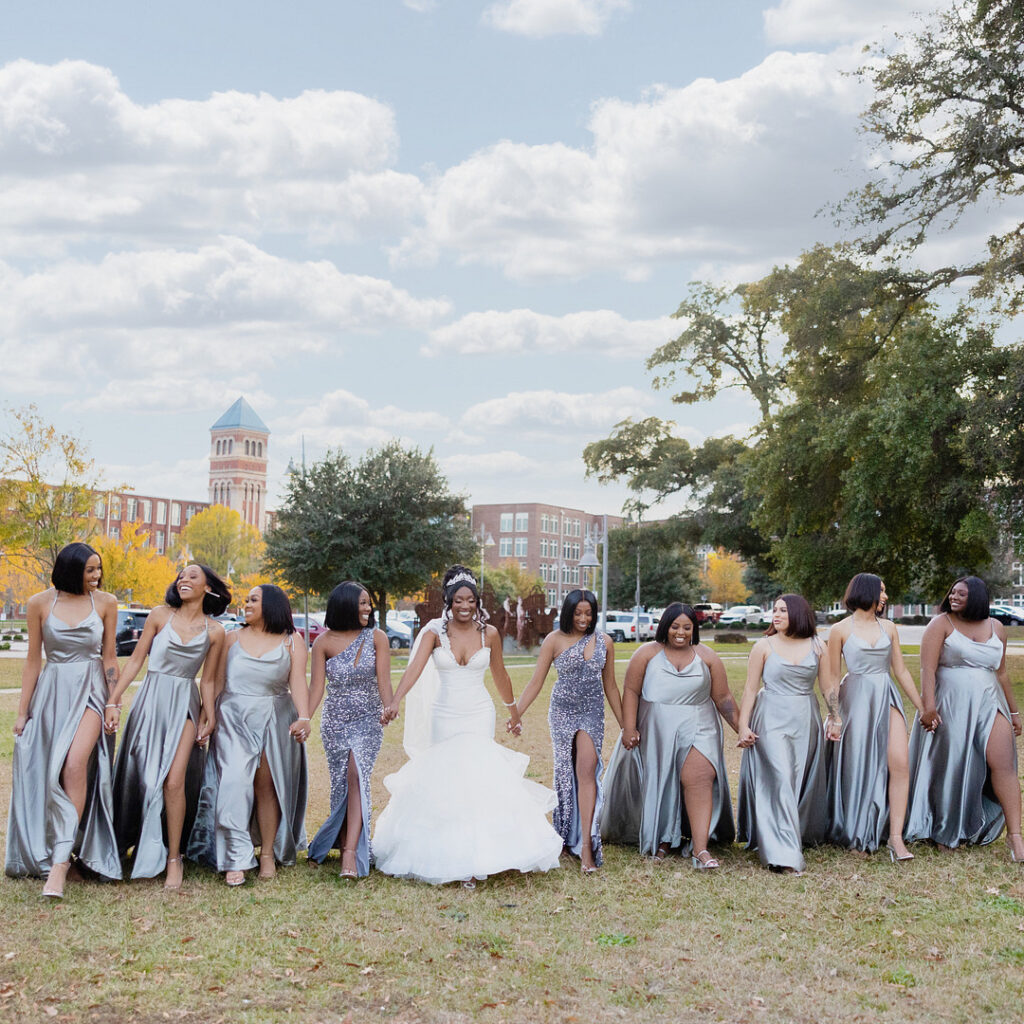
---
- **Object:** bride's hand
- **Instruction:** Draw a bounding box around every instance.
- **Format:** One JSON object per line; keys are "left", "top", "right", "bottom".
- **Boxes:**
{"left": 505, "top": 717, "right": 522, "bottom": 736}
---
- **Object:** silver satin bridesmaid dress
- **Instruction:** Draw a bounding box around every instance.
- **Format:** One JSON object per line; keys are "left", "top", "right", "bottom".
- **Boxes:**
{"left": 187, "top": 637, "right": 308, "bottom": 870}
{"left": 737, "top": 643, "right": 827, "bottom": 871}
{"left": 5, "top": 593, "right": 121, "bottom": 880}
{"left": 826, "top": 630, "right": 907, "bottom": 851}
{"left": 905, "top": 625, "right": 1014, "bottom": 847}
{"left": 112, "top": 619, "right": 211, "bottom": 877}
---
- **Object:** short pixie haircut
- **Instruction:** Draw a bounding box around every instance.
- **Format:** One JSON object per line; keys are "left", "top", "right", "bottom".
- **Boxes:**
{"left": 559, "top": 589, "right": 598, "bottom": 635}
{"left": 844, "top": 573, "right": 883, "bottom": 613}
{"left": 165, "top": 564, "right": 231, "bottom": 616}
{"left": 251, "top": 584, "right": 295, "bottom": 635}
{"left": 939, "top": 576, "right": 990, "bottom": 622}
{"left": 325, "top": 581, "right": 375, "bottom": 631}
{"left": 767, "top": 594, "right": 817, "bottom": 638}
{"left": 655, "top": 602, "right": 700, "bottom": 646}
{"left": 51, "top": 542, "right": 101, "bottom": 595}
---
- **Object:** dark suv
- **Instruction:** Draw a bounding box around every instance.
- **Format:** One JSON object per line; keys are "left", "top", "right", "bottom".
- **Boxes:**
{"left": 116, "top": 609, "right": 150, "bottom": 655}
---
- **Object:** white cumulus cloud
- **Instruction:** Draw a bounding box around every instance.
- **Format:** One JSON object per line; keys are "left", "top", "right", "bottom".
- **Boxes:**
{"left": 463, "top": 387, "right": 652, "bottom": 434}
{"left": 762, "top": 0, "right": 943, "bottom": 46}
{"left": 483, "top": 0, "right": 631, "bottom": 37}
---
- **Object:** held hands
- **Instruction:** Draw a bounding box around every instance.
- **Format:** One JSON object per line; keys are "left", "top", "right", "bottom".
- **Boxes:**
{"left": 103, "top": 704, "right": 121, "bottom": 735}
{"left": 381, "top": 701, "right": 401, "bottom": 725}
{"left": 290, "top": 718, "right": 311, "bottom": 743}
{"left": 621, "top": 726, "right": 640, "bottom": 749}
{"left": 196, "top": 709, "right": 217, "bottom": 744}
{"left": 736, "top": 725, "right": 758, "bottom": 748}
{"left": 505, "top": 704, "right": 522, "bottom": 736}
{"left": 824, "top": 714, "right": 842, "bottom": 742}
{"left": 920, "top": 709, "right": 942, "bottom": 732}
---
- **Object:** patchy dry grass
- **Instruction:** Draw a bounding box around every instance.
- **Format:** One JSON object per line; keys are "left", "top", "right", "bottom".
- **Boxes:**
{"left": 0, "top": 654, "right": 1022, "bottom": 1023}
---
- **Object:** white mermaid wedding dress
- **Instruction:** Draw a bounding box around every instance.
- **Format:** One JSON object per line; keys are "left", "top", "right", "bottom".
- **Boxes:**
{"left": 372, "top": 619, "right": 563, "bottom": 883}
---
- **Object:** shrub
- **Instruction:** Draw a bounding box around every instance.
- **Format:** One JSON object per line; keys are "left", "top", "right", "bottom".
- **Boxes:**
{"left": 716, "top": 632, "right": 750, "bottom": 644}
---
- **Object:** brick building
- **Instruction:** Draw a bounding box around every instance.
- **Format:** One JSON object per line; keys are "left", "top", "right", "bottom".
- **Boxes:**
{"left": 470, "top": 502, "right": 624, "bottom": 608}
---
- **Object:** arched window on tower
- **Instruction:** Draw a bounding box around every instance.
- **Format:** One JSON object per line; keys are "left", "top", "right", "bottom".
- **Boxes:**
{"left": 228, "top": 439, "right": 233, "bottom": 454}
{"left": 258, "top": 442, "right": 262, "bottom": 456}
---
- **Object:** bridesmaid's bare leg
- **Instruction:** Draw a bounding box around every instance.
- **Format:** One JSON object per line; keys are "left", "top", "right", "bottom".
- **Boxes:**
{"left": 573, "top": 732, "right": 599, "bottom": 870}
{"left": 163, "top": 719, "right": 197, "bottom": 887}
{"left": 886, "top": 709, "right": 911, "bottom": 858}
{"left": 680, "top": 749, "right": 716, "bottom": 862}
{"left": 253, "top": 752, "right": 281, "bottom": 879}
{"left": 341, "top": 751, "right": 362, "bottom": 877}
{"left": 986, "top": 714, "right": 1024, "bottom": 859}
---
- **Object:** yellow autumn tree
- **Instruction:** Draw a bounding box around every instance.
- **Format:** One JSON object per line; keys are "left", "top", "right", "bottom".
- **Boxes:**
{"left": 92, "top": 522, "right": 179, "bottom": 606}
{"left": 702, "top": 548, "right": 749, "bottom": 605}
{"left": 0, "top": 547, "right": 43, "bottom": 606}
{"left": 172, "top": 504, "right": 263, "bottom": 578}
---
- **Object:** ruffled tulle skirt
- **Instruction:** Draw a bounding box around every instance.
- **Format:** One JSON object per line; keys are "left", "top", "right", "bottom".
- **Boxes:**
{"left": 372, "top": 733, "right": 563, "bottom": 884}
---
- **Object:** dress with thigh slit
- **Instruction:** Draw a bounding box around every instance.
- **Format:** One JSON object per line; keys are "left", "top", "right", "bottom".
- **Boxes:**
{"left": 5, "top": 593, "right": 121, "bottom": 880}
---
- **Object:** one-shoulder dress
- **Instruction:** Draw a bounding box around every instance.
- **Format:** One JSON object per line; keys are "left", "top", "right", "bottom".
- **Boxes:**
{"left": 737, "top": 644, "right": 827, "bottom": 871}
{"left": 905, "top": 626, "right": 1014, "bottom": 847}
{"left": 112, "top": 618, "right": 211, "bottom": 877}
{"left": 5, "top": 594, "right": 121, "bottom": 880}
{"left": 372, "top": 620, "right": 563, "bottom": 884}
{"left": 826, "top": 629, "right": 907, "bottom": 851}
{"left": 548, "top": 632, "right": 609, "bottom": 865}
{"left": 308, "top": 627, "right": 383, "bottom": 876}
{"left": 600, "top": 649, "right": 734, "bottom": 856}
{"left": 187, "top": 638, "right": 308, "bottom": 870}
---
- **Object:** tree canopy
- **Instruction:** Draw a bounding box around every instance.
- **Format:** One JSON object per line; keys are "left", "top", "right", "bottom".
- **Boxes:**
{"left": 265, "top": 441, "right": 472, "bottom": 616}
{"left": 93, "top": 522, "right": 179, "bottom": 606}
{"left": 604, "top": 520, "right": 702, "bottom": 610}
{"left": 173, "top": 504, "right": 263, "bottom": 579}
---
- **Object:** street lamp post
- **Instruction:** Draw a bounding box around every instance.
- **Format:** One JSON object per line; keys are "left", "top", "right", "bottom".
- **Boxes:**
{"left": 577, "top": 516, "right": 609, "bottom": 634}
{"left": 474, "top": 526, "right": 495, "bottom": 590}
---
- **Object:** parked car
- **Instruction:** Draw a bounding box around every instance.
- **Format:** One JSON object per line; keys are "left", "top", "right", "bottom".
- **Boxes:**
{"left": 604, "top": 611, "right": 638, "bottom": 643}
{"left": 214, "top": 613, "right": 245, "bottom": 633}
{"left": 635, "top": 612, "right": 657, "bottom": 640}
{"left": 116, "top": 608, "right": 150, "bottom": 655}
{"left": 385, "top": 622, "right": 413, "bottom": 649}
{"left": 991, "top": 603, "right": 1024, "bottom": 626}
{"left": 692, "top": 602, "right": 723, "bottom": 625}
{"left": 718, "top": 605, "right": 765, "bottom": 628}
{"left": 292, "top": 613, "right": 327, "bottom": 645}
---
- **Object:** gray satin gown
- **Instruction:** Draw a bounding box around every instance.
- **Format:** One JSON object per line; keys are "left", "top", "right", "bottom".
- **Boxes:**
{"left": 5, "top": 594, "right": 121, "bottom": 880}
{"left": 600, "top": 649, "right": 734, "bottom": 856}
{"left": 905, "top": 625, "right": 1013, "bottom": 847}
{"left": 548, "top": 633, "right": 608, "bottom": 865}
{"left": 308, "top": 628, "right": 383, "bottom": 876}
{"left": 737, "top": 643, "right": 827, "bottom": 871}
{"left": 112, "top": 618, "right": 211, "bottom": 877}
{"left": 826, "top": 630, "right": 907, "bottom": 851}
{"left": 187, "top": 637, "right": 308, "bottom": 871}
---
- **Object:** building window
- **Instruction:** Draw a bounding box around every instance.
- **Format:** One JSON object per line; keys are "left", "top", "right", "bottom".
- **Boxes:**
{"left": 155, "top": 530, "right": 165, "bottom": 554}
{"left": 157, "top": 501, "right": 167, "bottom": 524}
{"left": 171, "top": 503, "right": 181, "bottom": 526}
{"left": 499, "top": 512, "right": 513, "bottom": 532}
{"left": 514, "top": 537, "right": 528, "bottom": 557}
{"left": 258, "top": 442, "right": 263, "bottom": 456}
{"left": 520, "top": 561, "right": 528, "bottom": 570}
{"left": 110, "top": 495, "right": 121, "bottom": 519}
{"left": 562, "top": 565, "right": 571, "bottom": 583}
{"left": 515, "top": 512, "right": 528, "bottom": 532}
{"left": 540, "top": 514, "right": 549, "bottom": 533}
{"left": 228, "top": 439, "right": 233, "bottom": 453}
{"left": 547, "top": 588, "right": 557, "bottom": 606}
{"left": 571, "top": 568, "right": 579, "bottom": 584}
{"left": 108, "top": 525, "right": 119, "bottom": 539}
{"left": 186, "top": 505, "right": 197, "bottom": 522}
{"left": 499, "top": 538, "right": 513, "bottom": 557}
{"left": 140, "top": 500, "right": 151, "bottom": 522}
{"left": 126, "top": 498, "right": 137, "bottom": 521}
{"left": 94, "top": 498, "right": 106, "bottom": 518}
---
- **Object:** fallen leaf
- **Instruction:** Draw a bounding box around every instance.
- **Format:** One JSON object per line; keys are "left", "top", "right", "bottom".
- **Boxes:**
{"left": 180, "top": 936, "right": 195, "bottom": 944}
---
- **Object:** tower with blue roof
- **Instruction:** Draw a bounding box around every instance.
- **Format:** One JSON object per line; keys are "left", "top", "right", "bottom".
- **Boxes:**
{"left": 208, "top": 397, "right": 270, "bottom": 532}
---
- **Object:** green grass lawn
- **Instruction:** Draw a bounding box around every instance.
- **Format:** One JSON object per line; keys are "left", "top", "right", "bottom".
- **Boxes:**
{"left": 0, "top": 651, "right": 1023, "bottom": 1023}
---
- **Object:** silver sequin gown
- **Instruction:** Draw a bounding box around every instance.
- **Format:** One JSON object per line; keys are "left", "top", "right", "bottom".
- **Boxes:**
{"left": 308, "top": 628, "right": 383, "bottom": 876}
{"left": 737, "top": 644, "right": 827, "bottom": 871}
{"left": 548, "top": 632, "right": 608, "bottom": 865}
{"left": 5, "top": 594, "right": 121, "bottom": 880}
{"left": 825, "top": 630, "right": 907, "bottom": 852}
{"left": 600, "top": 649, "right": 734, "bottom": 856}
{"left": 905, "top": 625, "right": 1014, "bottom": 847}
{"left": 187, "top": 637, "right": 308, "bottom": 870}
{"left": 112, "top": 618, "right": 211, "bottom": 877}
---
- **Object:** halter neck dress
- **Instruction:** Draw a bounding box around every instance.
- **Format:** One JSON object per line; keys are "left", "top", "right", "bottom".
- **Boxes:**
{"left": 737, "top": 641, "right": 827, "bottom": 871}
{"left": 187, "top": 635, "right": 308, "bottom": 871}
{"left": 308, "top": 627, "right": 383, "bottom": 877}
{"left": 548, "top": 632, "right": 610, "bottom": 865}
{"left": 5, "top": 592, "right": 121, "bottom": 880}
{"left": 372, "top": 619, "right": 562, "bottom": 883}
{"left": 600, "top": 648, "right": 734, "bottom": 856}
{"left": 905, "top": 622, "right": 1013, "bottom": 847}
{"left": 112, "top": 614, "right": 212, "bottom": 877}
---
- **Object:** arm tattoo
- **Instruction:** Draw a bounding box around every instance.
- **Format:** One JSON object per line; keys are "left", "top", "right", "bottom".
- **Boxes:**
{"left": 826, "top": 691, "right": 841, "bottom": 718}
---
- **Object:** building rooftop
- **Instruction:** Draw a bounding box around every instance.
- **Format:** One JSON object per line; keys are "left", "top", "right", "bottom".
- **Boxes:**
{"left": 210, "top": 397, "right": 269, "bottom": 434}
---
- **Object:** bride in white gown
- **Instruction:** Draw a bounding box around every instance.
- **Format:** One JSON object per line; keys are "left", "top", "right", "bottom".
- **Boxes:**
{"left": 373, "top": 566, "right": 563, "bottom": 884}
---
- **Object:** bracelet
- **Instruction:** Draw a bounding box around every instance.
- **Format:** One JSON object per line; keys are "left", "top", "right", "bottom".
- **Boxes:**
{"left": 1012, "top": 712, "right": 1021, "bottom": 718}
{"left": 296, "top": 717, "right": 310, "bottom": 722}
{"left": 105, "top": 703, "right": 122, "bottom": 709}
{"left": 502, "top": 699, "right": 517, "bottom": 708}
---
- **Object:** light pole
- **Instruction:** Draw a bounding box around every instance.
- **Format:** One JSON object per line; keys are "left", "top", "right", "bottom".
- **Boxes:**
{"left": 577, "top": 516, "right": 608, "bottom": 634}
{"left": 474, "top": 526, "right": 495, "bottom": 590}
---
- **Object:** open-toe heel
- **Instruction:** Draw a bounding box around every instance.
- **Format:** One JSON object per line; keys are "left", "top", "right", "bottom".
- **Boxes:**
{"left": 1008, "top": 833, "right": 1024, "bottom": 863}
{"left": 340, "top": 848, "right": 358, "bottom": 879}
{"left": 43, "top": 861, "right": 70, "bottom": 899}
{"left": 692, "top": 850, "right": 719, "bottom": 870}
{"left": 225, "top": 870, "right": 246, "bottom": 887}
{"left": 258, "top": 854, "right": 277, "bottom": 881}
{"left": 164, "top": 856, "right": 184, "bottom": 891}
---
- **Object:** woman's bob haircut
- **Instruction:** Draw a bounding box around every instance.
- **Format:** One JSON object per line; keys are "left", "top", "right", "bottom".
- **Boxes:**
{"left": 843, "top": 573, "right": 883, "bottom": 613}
{"left": 939, "top": 575, "right": 990, "bottom": 622}
{"left": 165, "top": 564, "right": 231, "bottom": 616}
{"left": 249, "top": 584, "right": 295, "bottom": 635}
{"left": 559, "top": 589, "right": 598, "bottom": 635}
{"left": 655, "top": 602, "right": 699, "bottom": 646}
{"left": 51, "top": 542, "right": 101, "bottom": 595}
{"left": 767, "top": 593, "right": 817, "bottom": 639}
{"left": 325, "top": 581, "right": 375, "bottom": 631}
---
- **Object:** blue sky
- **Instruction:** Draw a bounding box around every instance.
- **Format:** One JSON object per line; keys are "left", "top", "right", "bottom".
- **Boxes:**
{"left": 3, "top": 0, "right": 962, "bottom": 516}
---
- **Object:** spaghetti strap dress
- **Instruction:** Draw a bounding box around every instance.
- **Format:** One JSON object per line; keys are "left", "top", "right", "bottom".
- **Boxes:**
{"left": 905, "top": 625, "right": 1013, "bottom": 847}
{"left": 112, "top": 617, "right": 211, "bottom": 877}
{"left": 825, "top": 628, "right": 907, "bottom": 851}
{"left": 736, "top": 643, "right": 827, "bottom": 871}
{"left": 187, "top": 637, "right": 308, "bottom": 870}
{"left": 308, "top": 628, "right": 383, "bottom": 876}
{"left": 548, "top": 632, "right": 608, "bottom": 865}
{"left": 5, "top": 593, "right": 121, "bottom": 880}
